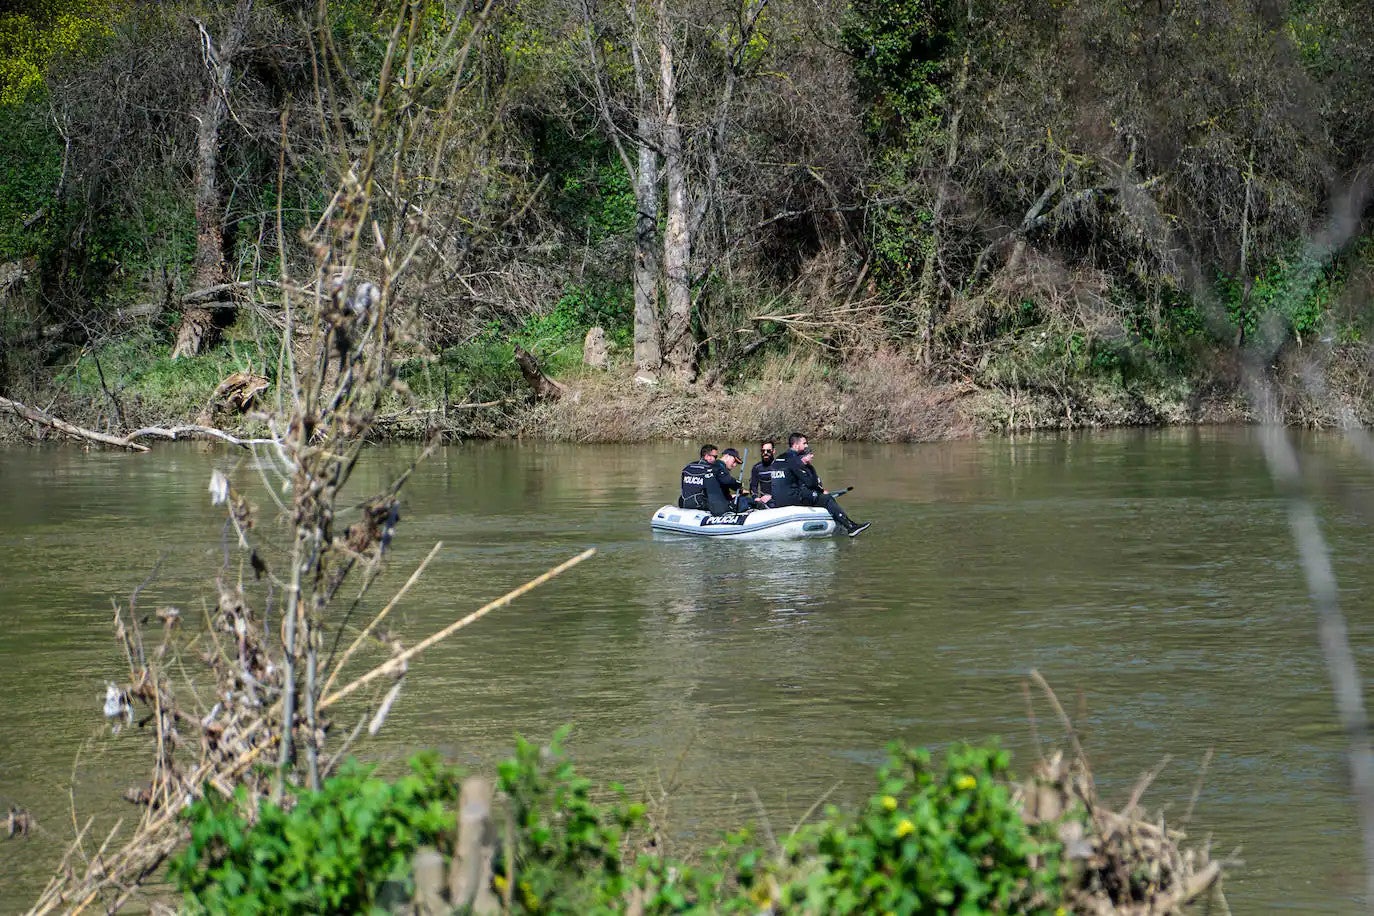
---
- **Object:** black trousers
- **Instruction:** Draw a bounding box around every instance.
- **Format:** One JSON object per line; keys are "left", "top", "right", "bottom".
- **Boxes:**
{"left": 800, "top": 491, "right": 847, "bottom": 523}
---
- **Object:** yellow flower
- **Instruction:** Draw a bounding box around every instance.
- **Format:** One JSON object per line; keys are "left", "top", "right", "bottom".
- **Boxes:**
{"left": 493, "top": 874, "right": 508, "bottom": 892}
{"left": 955, "top": 775, "right": 977, "bottom": 791}
{"left": 895, "top": 818, "right": 915, "bottom": 838}
{"left": 1055, "top": 909, "right": 1068, "bottom": 916}
{"left": 881, "top": 795, "right": 898, "bottom": 811}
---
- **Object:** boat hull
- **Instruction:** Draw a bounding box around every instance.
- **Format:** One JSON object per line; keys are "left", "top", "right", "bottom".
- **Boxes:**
{"left": 649, "top": 505, "right": 837, "bottom": 539}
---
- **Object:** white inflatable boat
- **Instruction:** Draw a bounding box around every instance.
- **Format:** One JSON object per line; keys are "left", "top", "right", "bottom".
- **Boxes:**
{"left": 649, "top": 504, "right": 837, "bottom": 539}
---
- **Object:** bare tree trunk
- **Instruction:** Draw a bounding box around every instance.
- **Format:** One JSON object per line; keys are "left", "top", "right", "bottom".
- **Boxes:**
{"left": 629, "top": 1, "right": 663, "bottom": 375}
{"left": 173, "top": 0, "right": 253, "bottom": 360}
{"left": 1236, "top": 145, "right": 1255, "bottom": 348}
{"left": 580, "top": 0, "right": 662, "bottom": 376}
{"left": 657, "top": 0, "right": 694, "bottom": 382}
{"left": 633, "top": 136, "right": 663, "bottom": 375}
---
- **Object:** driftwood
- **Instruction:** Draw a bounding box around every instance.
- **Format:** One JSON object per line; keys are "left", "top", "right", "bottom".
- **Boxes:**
{"left": 514, "top": 344, "right": 566, "bottom": 401}
{"left": 0, "top": 395, "right": 277, "bottom": 451}
{"left": 123, "top": 426, "right": 275, "bottom": 449}
{"left": 0, "top": 395, "right": 150, "bottom": 452}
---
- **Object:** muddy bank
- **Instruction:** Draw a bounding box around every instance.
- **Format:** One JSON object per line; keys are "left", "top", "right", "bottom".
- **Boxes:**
{"left": 6, "top": 345, "right": 1372, "bottom": 447}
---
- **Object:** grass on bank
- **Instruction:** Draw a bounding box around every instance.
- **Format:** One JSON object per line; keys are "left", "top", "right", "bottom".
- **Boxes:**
{"left": 47, "top": 325, "right": 277, "bottom": 430}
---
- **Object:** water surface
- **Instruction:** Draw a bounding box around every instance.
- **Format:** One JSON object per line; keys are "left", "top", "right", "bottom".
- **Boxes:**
{"left": 1, "top": 430, "right": 1370, "bottom": 910}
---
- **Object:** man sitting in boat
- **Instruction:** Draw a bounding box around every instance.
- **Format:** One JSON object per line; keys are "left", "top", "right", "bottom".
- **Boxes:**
{"left": 716, "top": 448, "right": 771, "bottom": 513}
{"left": 748, "top": 439, "right": 781, "bottom": 500}
{"left": 680, "top": 445, "right": 769, "bottom": 515}
{"left": 770, "top": 433, "right": 871, "bottom": 537}
{"left": 679, "top": 445, "right": 714, "bottom": 511}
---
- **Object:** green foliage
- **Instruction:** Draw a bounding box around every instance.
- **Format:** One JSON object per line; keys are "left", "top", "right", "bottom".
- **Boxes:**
{"left": 518, "top": 282, "right": 632, "bottom": 352}
{"left": 0, "top": 100, "right": 61, "bottom": 260}
{"left": 0, "top": 0, "right": 116, "bottom": 106}
{"left": 170, "top": 753, "right": 463, "bottom": 915}
{"left": 761, "top": 743, "right": 1063, "bottom": 914}
{"left": 492, "top": 734, "right": 1063, "bottom": 915}
{"left": 402, "top": 325, "right": 523, "bottom": 405}
{"left": 1218, "top": 253, "right": 1335, "bottom": 347}
{"left": 841, "top": 0, "right": 954, "bottom": 144}
{"left": 55, "top": 327, "right": 274, "bottom": 420}
{"left": 161, "top": 733, "right": 1064, "bottom": 916}
{"left": 869, "top": 197, "right": 935, "bottom": 282}
{"left": 532, "top": 123, "right": 636, "bottom": 242}
{"left": 497, "top": 726, "right": 644, "bottom": 913}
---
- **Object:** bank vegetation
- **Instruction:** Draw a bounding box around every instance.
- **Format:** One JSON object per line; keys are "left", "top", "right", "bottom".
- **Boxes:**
{"left": 1, "top": 0, "right": 1373, "bottom": 443}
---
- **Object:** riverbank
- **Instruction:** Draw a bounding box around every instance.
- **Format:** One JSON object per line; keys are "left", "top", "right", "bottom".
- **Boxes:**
{"left": 8, "top": 332, "right": 1373, "bottom": 447}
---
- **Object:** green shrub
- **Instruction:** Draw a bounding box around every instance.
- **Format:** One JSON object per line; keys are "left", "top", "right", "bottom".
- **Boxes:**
{"left": 761, "top": 743, "right": 1064, "bottom": 915}
{"left": 169, "top": 736, "right": 1063, "bottom": 916}
{"left": 516, "top": 282, "right": 632, "bottom": 355}
{"left": 496, "top": 726, "right": 644, "bottom": 913}
{"left": 53, "top": 327, "right": 276, "bottom": 421}
{"left": 170, "top": 753, "right": 463, "bottom": 915}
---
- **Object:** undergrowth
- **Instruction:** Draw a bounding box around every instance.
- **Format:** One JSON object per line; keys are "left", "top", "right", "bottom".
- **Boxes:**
{"left": 172, "top": 729, "right": 1066, "bottom": 915}
{"left": 49, "top": 324, "right": 277, "bottom": 426}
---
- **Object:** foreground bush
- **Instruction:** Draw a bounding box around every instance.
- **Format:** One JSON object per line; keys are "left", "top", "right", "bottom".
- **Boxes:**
{"left": 172, "top": 732, "right": 1065, "bottom": 914}
{"left": 170, "top": 753, "right": 464, "bottom": 914}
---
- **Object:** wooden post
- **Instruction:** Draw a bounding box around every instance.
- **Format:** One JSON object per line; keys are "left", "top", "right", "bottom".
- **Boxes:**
{"left": 449, "top": 777, "right": 500, "bottom": 914}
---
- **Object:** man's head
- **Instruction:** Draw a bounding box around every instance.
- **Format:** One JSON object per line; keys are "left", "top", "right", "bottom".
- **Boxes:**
{"left": 788, "top": 432, "right": 808, "bottom": 451}
{"left": 759, "top": 439, "right": 775, "bottom": 462}
{"left": 699, "top": 443, "right": 719, "bottom": 461}
{"left": 720, "top": 447, "right": 742, "bottom": 469}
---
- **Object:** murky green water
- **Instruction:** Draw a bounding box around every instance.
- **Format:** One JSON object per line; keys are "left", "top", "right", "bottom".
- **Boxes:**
{"left": 2, "top": 430, "right": 1371, "bottom": 911}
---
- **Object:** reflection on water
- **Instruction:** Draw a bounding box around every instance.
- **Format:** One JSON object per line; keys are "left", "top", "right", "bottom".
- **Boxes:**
{"left": 0, "top": 430, "right": 1371, "bottom": 912}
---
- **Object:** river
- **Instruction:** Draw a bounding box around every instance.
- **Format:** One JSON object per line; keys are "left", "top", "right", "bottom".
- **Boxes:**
{"left": 0, "top": 429, "right": 1369, "bottom": 911}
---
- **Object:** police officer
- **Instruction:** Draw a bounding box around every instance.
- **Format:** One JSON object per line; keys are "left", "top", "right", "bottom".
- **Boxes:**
{"left": 679, "top": 444, "right": 717, "bottom": 511}
{"left": 771, "top": 432, "right": 871, "bottom": 537}
{"left": 713, "top": 448, "right": 771, "bottom": 514}
{"left": 748, "top": 439, "right": 779, "bottom": 500}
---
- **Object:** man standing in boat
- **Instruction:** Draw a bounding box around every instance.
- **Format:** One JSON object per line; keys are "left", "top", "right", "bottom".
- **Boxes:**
{"left": 771, "top": 433, "right": 871, "bottom": 537}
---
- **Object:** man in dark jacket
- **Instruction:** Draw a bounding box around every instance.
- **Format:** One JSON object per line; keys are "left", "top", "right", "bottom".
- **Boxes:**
{"left": 713, "top": 448, "right": 770, "bottom": 514}
{"left": 679, "top": 444, "right": 717, "bottom": 511}
{"left": 770, "top": 432, "right": 871, "bottom": 537}
{"left": 748, "top": 439, "right": 779, "bottom": 499}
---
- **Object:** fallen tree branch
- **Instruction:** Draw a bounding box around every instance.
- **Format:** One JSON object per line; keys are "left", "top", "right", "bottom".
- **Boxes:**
{"left": 122, "top": 425, "right": 277, "bottom": 449}
{"left": 0, "top": 396, "right": 150, "bottom": 452}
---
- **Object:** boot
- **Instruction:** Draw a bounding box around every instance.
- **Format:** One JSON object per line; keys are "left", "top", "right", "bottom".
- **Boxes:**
{"left": 839, "top": 515, "right": 871, "bottom": 538}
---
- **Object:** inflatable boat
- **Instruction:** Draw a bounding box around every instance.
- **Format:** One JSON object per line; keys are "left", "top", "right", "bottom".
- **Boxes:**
{"left": 649, "top": 505, "right": 837, "bottom": 539}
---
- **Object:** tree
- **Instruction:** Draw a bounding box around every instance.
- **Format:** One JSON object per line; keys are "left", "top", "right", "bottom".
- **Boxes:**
{"left": 172, "top": 0, "right": 254, "bottom": 359}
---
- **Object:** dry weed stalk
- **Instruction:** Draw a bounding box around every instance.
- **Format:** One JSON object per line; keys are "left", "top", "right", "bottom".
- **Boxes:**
{"left": 1021, "top": 672, "right": 1232, "bottom": 915}
{"left": 22, "top": 4, "right": 601, "bottom": 913}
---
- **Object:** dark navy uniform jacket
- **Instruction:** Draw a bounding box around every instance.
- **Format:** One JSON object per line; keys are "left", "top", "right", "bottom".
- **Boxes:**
{"left": 769, "top": 450, "right": 822, "bottom": 507}
{"left": 679, "top": 460, "right": 712, "bottom": 510}
{"left": 704, "top": 460, "right": 742, "bottom": 515}
{"left": 749, "top": 459, "right": 781, "bottom": 497}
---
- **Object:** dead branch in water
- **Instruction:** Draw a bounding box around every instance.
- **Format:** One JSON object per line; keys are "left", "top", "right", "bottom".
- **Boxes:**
{"left": 0, "top": 396, "right": 150, "bottom": 452}
{"left": 1022, "top": 671, "right": 1232, "bottom": 915}
{"left": 122, "top": 425, "right": 275, "bottom": 448}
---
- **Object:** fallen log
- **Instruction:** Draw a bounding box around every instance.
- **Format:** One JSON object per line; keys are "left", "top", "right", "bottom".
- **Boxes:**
{"left": 123, "top": 426, "right": 276, "bottom": 449}
{"left": 0, "top": 395, "right": 150, "bottom": 452}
